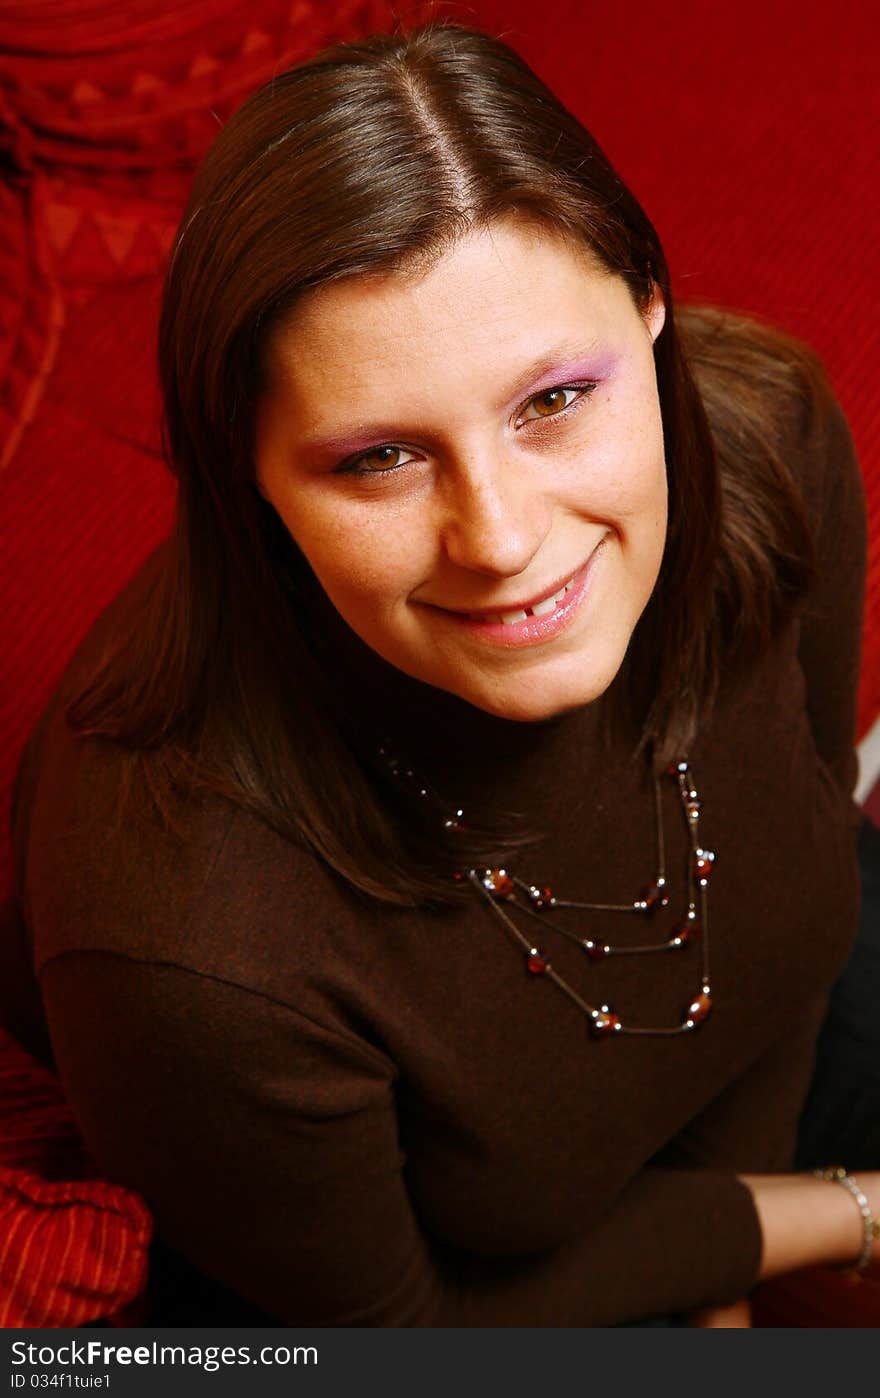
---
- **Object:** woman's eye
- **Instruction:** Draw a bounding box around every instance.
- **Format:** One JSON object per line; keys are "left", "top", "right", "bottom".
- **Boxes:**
{"left": 341, "top": 382, "right": 597, "bottom": 475}
{"left": 345, "top": 444, "right": 418, "bottom": 475}
{"left": 519, "top": 383, "right": 595, "bottom": 423}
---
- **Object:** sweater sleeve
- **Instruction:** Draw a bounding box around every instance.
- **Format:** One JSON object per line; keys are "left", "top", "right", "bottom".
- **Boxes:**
{"left": 40, "top": 951, "right": 765, "bottom": 1327}
{"left": 794, "top": 393, "right": 868, "bottom": 800}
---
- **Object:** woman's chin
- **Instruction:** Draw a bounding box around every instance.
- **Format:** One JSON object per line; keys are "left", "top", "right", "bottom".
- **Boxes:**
{"left": 446, "top": 675, "right": 609, "bottom": 725}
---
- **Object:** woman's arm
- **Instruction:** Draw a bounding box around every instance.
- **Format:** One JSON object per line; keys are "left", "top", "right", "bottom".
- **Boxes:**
{"left": 744, "top": 1170, "right": 878, "bottom": 1277}
{"left": 39, "top": 950, "right": 879, "bottom": 1328}
{"left": 685, "top": 1167, "right": 880, "bottom": 1326}
{"left": 30, "top": 951, "right": 768, "bottom": 1327}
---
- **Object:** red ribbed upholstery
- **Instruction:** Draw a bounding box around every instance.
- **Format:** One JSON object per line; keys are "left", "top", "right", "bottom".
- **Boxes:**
{"left": 0, "top": 1029, "right": 152, "bottom": 1328}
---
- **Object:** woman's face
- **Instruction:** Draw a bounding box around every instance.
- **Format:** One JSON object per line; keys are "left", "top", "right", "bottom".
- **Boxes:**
{"left": 255, "top": 218, "right": 667, "bottom": 721}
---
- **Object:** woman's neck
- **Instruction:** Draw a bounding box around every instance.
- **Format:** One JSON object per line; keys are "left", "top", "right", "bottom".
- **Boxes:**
{"left": 310, "top": 599, "right": 614, "bottom": 830}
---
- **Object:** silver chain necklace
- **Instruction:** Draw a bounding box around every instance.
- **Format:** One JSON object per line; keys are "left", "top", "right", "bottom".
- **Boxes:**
{"left": 379, "top": 746, "right": 715, "bottom": 1039}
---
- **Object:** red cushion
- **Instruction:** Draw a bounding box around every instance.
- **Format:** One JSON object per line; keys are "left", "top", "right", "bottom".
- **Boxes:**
{"left": 0, "top": 1166, "right": 152, "bottom": 1328}
{"left": 0, "top": 1029, "right": 152, "bottom": 1327}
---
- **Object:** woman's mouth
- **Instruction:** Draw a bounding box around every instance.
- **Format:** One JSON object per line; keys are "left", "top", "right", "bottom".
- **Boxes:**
{"left": 466, "top": 574, "right": 577, "bottom": 625}
{"left": 429, "top": 537, "right": 608, "bottom": 649}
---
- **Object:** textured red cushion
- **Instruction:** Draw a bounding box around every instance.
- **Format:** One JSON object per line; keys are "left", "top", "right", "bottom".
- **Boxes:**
{"left": 0, "top": 0, "right": 411, "bottom": 173}
{"left": 0, "top": 1166, "right": 152, "bottom": 1328}
{"left": 0, "top": 1029, "right": 152, "bottom": 1328}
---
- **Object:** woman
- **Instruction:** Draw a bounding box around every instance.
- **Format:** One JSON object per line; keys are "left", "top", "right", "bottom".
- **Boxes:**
{"left": 7, "top": 23, "right": 877, "bottom": 1326}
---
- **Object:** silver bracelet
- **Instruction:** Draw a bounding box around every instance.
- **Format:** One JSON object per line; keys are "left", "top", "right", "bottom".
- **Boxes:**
{"left": 812, "top": 1164, "right": 880, "bottom": 1273}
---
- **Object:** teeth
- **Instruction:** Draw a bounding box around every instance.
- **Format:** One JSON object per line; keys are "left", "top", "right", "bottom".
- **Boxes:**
{"left": 531, "top": 595, "right": 558, "bottom": 617}
{"left": 468, "top": 575, "right": 575, "bottom": 624}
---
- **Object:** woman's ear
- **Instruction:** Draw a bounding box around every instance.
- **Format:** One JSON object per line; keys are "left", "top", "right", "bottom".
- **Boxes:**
{"left": 646, "top": 284, "right": 666, "bottom": 343}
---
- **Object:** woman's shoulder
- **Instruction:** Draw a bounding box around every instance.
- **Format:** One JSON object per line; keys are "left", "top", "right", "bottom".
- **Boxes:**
{"left": 12, "top": 603, "right": 366, "bottom": 1007}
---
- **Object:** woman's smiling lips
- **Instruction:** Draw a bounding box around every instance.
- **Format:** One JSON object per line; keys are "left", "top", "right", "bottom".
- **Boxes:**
{"left": 422, "top": 535, "right": 609, "bottom": 649}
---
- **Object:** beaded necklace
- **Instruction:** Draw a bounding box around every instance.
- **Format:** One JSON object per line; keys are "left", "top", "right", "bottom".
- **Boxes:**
{"left": 380, "top": 746, "right": 716, "bottom": 1040}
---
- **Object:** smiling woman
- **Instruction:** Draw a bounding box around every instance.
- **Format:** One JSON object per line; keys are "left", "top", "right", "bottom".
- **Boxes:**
{"left": 6, "top": 21, "right": 877, "bottom": 1327}
{"left": 254, "top": 222, "right": 668, "bottom": 720}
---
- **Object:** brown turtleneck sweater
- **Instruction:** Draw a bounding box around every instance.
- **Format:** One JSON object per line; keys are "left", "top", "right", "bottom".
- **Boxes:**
{"left": 2, "top": 389, "right": 867, "bottom": 1326}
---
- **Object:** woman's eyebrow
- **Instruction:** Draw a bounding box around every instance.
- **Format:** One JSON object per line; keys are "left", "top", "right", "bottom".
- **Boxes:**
{"left": 296, "top": 342, "right": 612, "bottom": 458}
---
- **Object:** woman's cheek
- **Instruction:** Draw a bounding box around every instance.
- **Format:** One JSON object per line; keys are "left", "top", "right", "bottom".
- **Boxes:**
{"left": 322, "top": 546, "right": 408, "bottom": 606}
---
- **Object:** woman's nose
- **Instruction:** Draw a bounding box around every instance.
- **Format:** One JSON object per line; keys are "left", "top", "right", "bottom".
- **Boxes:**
{"left": 437, "top": 456, "right": 552, "bottom": 579}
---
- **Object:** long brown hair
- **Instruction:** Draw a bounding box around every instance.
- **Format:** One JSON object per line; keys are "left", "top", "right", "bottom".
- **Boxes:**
{"left": 65, "top": 22, "right": 825, "bottom": 905}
